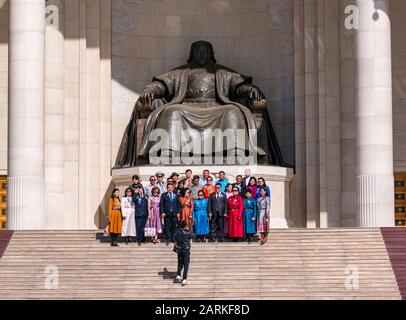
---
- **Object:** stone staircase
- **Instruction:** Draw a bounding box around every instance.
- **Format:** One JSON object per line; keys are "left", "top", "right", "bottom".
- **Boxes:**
{"left": 0, "top": 229, "right": 402, "bottom": 300}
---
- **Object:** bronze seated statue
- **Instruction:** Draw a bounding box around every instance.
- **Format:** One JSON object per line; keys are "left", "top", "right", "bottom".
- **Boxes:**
{"left": 114, "top": 40, "right": 286, "bottom": 168}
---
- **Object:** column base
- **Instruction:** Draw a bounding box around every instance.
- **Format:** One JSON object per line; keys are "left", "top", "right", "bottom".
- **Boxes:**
{"left": 7, "top": 176, "right": 46, "bottom": 230}
{"left": 356, "top": 174, "right": 394, "bottom": 227}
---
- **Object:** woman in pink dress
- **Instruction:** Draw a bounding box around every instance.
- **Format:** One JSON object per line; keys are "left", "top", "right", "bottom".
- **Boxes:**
{"left": 146, "top": 186, "right": 163, "bottom": 244}
{"left": 244, "top": 177, "right": 258, "bottom": 199}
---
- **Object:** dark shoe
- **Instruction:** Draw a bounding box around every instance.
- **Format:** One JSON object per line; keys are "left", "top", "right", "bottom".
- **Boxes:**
{"left": 137, "top": 242, "right": 142, "bottom": 246}
{"left": 128, "top": 237, "right": 132, "bottom": 243}
{"left": 166, "top": 241, "right": 170, "bottom": 246}
{"left": 112, "top": 238, "right": 118, "bottom": 246}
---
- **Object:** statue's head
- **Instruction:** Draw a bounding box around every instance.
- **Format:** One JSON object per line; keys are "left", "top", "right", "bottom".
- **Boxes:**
{"left": 187, "top": 41, "right": 217, "bottom": 66}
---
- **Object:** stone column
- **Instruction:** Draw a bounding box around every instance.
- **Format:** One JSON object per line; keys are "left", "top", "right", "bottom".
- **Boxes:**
{"left": 8, "top": 0, "right": 46, "bottom": 229}
{"left": 45, "top": 0, "right": 65, "bottom": 229}
{"left": 355, "top": 0, "right": 394, "bottom": 227}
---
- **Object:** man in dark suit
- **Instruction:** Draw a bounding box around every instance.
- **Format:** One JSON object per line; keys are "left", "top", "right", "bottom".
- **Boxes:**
{"left": 208, "top": 184, "right": 228, "bottom": 242}
{"left": 242, "top": 169, "right": 252, "bottom": 189}
{"left": 234, "top": 175, "right": 244, "bottom": 197}
{"left": 160, "top": 183, "right": 181, "bottom": 245}
{"left": 132, "top": 184, "right": 148, "bottom": 245}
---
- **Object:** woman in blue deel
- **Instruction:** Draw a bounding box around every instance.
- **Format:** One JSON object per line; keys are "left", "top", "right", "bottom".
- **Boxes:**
{"left": 192, "top": 190, "right": 209, "bottom": 242}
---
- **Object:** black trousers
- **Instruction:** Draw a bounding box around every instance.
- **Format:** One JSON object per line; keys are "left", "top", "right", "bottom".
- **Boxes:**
{"left": 209, "top": 215, "right": 225, "bottom": 240}
{"left": 164, "top": 215, "right": 178, "bottom": 241}
{"left": 110, "top": 233, "right": 118, "bottom": 244}
{"left": 135, "top": 216, "right": 147, "bottom": 242}
{"left": 177, "top": 251, "right": 191, "bottom": 280}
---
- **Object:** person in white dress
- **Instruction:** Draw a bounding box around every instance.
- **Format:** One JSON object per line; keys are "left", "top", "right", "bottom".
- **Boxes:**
{"left": 121, "top": 188, "right": 136, "bottom": 244}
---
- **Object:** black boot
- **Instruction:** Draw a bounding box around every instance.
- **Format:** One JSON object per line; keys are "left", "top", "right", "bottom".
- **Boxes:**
{"left": 110, "top": 234, "right": 115, "bottom": 246}
{"left": 114, "top": 234, "right": 119, "bottom": 246}
{"left": 125, "top": 236, "right": 129, "bottom": 245}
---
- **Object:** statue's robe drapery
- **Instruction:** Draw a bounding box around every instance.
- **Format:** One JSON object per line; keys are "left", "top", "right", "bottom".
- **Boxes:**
{"left": 114, "top": 64, "right": 285, "bottom": 168}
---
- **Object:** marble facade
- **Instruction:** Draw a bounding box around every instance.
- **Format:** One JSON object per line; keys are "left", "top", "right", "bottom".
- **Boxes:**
{"left": 0, "top": 0, "right": 404, "bottom": 229}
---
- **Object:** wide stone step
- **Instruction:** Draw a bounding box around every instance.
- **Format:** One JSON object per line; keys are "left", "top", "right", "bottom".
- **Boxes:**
{"left": 0, "top": 229, "right": 402, "bottom": 300}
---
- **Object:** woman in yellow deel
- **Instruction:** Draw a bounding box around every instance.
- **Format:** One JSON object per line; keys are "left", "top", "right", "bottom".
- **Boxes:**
{"left": 109, "top": 188, "right": 122, "bottom": 246}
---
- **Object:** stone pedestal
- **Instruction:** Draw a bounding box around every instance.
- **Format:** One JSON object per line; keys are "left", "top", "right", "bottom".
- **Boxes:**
{"left": 112, "top": 165, "right": 295, "bottom": 228}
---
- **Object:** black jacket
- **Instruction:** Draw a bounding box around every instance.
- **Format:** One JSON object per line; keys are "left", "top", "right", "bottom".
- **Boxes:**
{"left": 242, "top": 177, "right": 251, "bottom": 189}
{"left": 208, "top": 192, "right": 228, "bottom": 217}
{"left": 174, "top": 229, "right": 196, "bottom": 252}
{"left": 160, "top": 192, "right": 181, "bottom": 217}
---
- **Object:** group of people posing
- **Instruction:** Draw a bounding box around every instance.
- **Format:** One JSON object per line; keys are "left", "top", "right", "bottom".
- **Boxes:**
{"left": 107, "top": 169, "right": 271, "bottom": 247}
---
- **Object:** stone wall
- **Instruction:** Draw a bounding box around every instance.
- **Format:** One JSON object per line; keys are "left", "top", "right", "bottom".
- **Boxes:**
{"left": 293, "top": 0, "right": 343, "bottom": 228}
{"left": 293, "top": 0, "right": 403, "bottom": 228}
{"left": 43, "top": 0, "right": 112, "bottom": 229}
{"left": 111, "top": 0, "right": 296, "bottom": 167}
{"left": 391, "top": 0, "right": 406, "bottom": 171}
{"left": 65, "top": 0, "right": 112, "bottom": 229}
{"left": 339, "top": 0, "right": 357, "bottom": 227}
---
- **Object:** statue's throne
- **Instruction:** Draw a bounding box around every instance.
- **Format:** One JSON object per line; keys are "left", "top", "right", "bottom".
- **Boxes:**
{"left": 136, "top": 98, "right": 269, "bottom": 164}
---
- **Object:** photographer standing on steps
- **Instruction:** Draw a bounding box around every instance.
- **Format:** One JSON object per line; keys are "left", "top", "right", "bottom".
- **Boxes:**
{"left": 174, "top": 220, "right": 196, "bottom": 286}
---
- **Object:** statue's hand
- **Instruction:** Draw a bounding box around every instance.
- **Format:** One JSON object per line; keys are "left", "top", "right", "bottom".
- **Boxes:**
{"left": 249, "top": 87, "right": 266, "bottom": 102}
{"left": 139, "top": 89, "right": 155, "bottom": 105}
